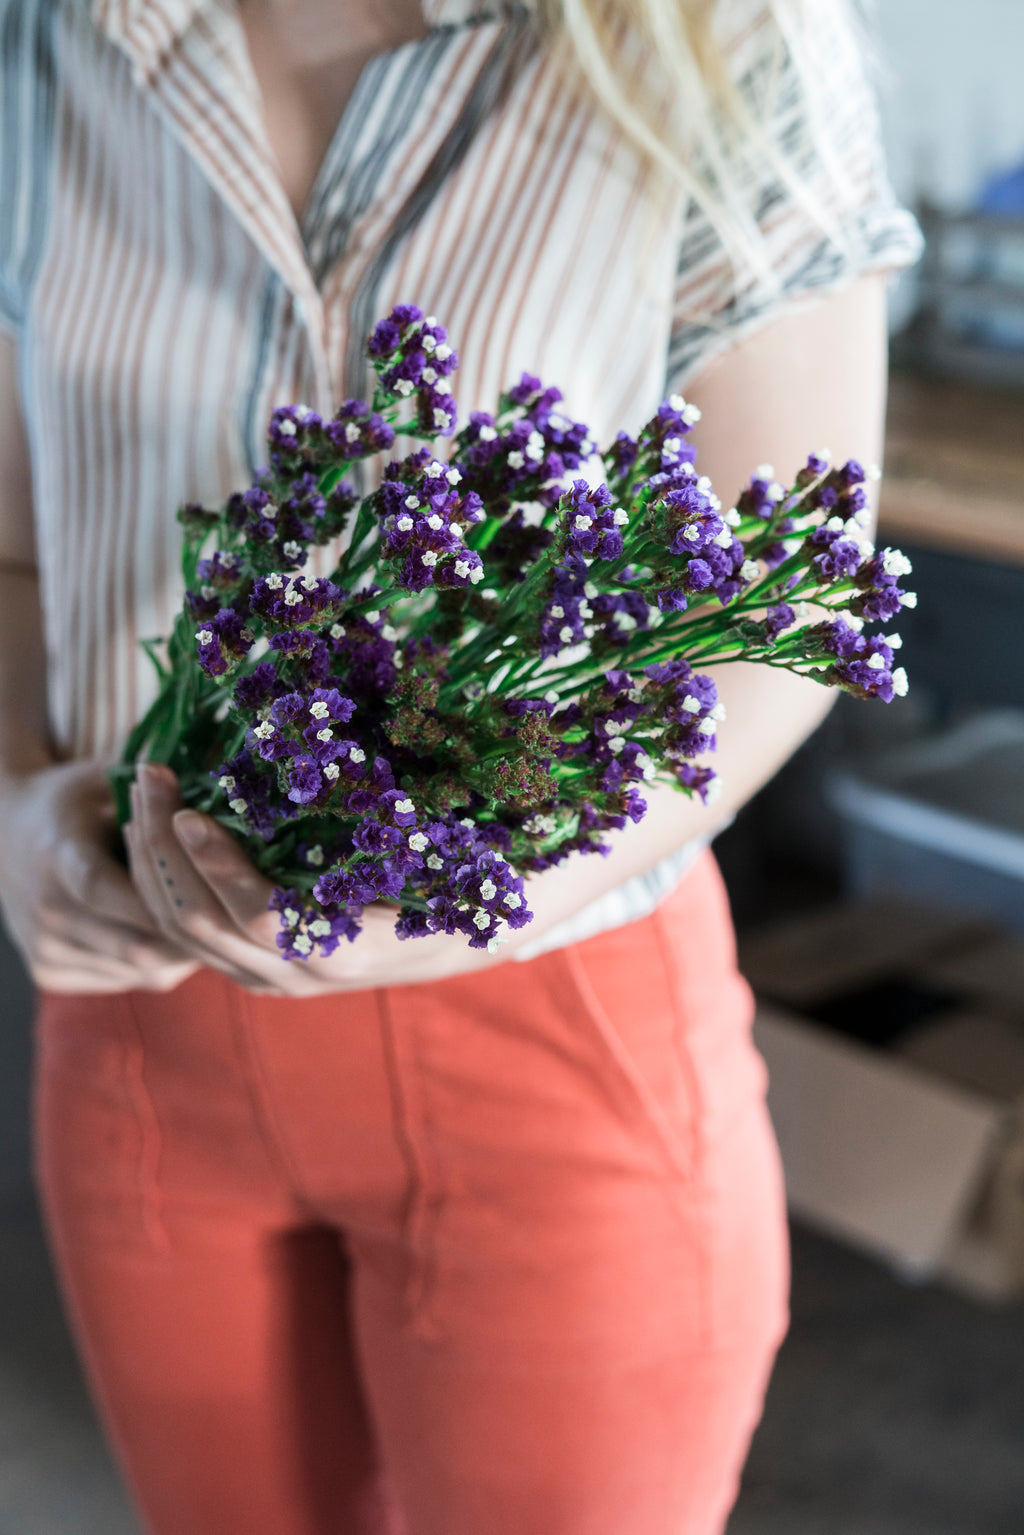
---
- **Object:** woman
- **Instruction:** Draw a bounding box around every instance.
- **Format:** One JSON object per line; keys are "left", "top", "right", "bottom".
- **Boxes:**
{"left": 0, "top": 0, "right": 920, "bottom": 1530}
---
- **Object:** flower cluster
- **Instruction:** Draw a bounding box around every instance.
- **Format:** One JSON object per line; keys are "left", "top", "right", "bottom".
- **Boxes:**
{"left": 117, "top": 303, "right": 915, "bottom": 963}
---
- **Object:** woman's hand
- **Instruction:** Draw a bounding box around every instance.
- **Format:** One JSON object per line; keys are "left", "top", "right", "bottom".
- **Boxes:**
{"left": 125, "top": 762, "right": 506, "bottom": 995}
{"left": 0, "top": 760, "right": 202, "bottom": 994}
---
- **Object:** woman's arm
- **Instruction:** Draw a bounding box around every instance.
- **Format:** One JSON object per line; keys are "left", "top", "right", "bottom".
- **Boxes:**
{"left": 0, "top": 333, "right": 202, "bottom": 992}
{"left": 128, "top": 272, "right": 891, "bottom": 992}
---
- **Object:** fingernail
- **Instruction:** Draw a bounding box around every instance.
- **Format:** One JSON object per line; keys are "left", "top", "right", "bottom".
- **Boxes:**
{"left": 139, "top": 762, "right": 176, "bottom": 791}
{"left": 174, "top": 812, "right": 207, "bottom": 849}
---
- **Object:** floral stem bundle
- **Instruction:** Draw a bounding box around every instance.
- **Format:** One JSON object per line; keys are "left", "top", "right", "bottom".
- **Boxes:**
{"left": 112, "top": 304, "right": 915, "bottom": 958}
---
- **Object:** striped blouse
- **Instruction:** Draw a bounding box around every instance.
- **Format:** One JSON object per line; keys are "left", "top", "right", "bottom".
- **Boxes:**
{"left": 0, "top": 0, "right": 921, "bottom": 956}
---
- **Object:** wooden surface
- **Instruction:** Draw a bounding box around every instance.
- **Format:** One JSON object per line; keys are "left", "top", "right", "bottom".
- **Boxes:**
{"left": 879, "top": 373, "right": 1024, "bottom": 566}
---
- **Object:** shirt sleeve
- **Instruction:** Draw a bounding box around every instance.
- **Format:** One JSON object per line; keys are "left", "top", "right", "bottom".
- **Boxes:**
{"left": 0, "top": 0, "right": 59, "bottom": 339}
{"left": 665, "top": 2, "right": 923, "bottom": 391}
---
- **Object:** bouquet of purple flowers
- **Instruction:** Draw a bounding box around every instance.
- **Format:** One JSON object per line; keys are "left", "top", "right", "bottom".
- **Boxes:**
{"left": 112, "top": 304, "right": 914, "bottom": 959}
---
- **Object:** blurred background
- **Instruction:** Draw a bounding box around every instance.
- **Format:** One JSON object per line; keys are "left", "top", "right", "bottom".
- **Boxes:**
{"left": 3, "top": 0, "right": 1024, "bottom": 1531}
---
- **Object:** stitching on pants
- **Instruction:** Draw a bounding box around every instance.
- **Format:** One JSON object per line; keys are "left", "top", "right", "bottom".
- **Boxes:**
{"left": 223, "top": 980, "right": 321, "bottom": 1218}
{"left": 122, "top": 998, "right": 172, "bottom": 1252}
{"left": 375, "top": 987, "right": 443, "bottom": 1340}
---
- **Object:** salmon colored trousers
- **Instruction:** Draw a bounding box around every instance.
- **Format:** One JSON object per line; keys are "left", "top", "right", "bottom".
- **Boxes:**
{"left": 31, "top": 851, "right": 789, "bottom": 1535}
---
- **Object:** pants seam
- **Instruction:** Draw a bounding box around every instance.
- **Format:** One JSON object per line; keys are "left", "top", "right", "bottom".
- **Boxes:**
{"left": 121, "top": 997, "right": 172, "bottom": 1252}
{"left": 375, "top": 986, "right": 443, "bottom": 1339}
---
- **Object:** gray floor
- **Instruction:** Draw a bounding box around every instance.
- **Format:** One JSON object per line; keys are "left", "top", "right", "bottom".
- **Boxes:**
{"left": 2, "top": 1200, "right": 1022, "bottom": 1535}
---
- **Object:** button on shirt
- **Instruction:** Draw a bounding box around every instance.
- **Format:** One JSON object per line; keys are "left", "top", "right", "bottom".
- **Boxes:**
{"left": 0, "top": 0, "right": 921, "bottom": 954}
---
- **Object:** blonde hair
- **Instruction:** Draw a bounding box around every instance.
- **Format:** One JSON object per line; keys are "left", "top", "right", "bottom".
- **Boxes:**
{"left": 536, "top": 0, "right": 868, "bottom": 291}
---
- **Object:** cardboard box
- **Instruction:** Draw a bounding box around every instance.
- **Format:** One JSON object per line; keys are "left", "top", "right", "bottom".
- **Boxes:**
{"left": 740, "top": 901, "right": 1024, "bottom": 1302}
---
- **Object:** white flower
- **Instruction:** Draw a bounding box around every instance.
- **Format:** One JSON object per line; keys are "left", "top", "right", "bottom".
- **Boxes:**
{"left": 698, "top": 717, "right": 716, "bottom": 735}
{"left": 608, "top": 735, "right": 625, "bottom": 753}
{"left": 559, "top": 625, "right": 575, "bottom": 644}
{"left": 714, "top": 528, "right": 734, "bottom": 548}
{"left": 704, "top": 776, "right": 723, "bottom": 804}
{"left": 421, "top": 551, "right": 438, "bottom": 567}
{"left": 478, "top": 425, "right": 497, "bottom": 442}
{"left": 725, "top": 508, "right": 741, "bottom": 527}
{"left": 396, "top": 515, "right": 414, "bottom": 532}
{"left": 277, "top": 419, "right": 297, "bottom": 437}
{"left": 253, "top": 721, "right": 275, "bottom": 740}
{"left": 881, "top": 547, "right": 913, "bottom": 578}
{"left": 427, "top": 514, "right": 444, "bottom": 530}
{"left": 710, "top": 702, "right": 727, "bottom": 721}
{"left": 681, "top": 402, "right": 701, "bottom": 426}
{"left": 900, "top": 591, "right": 918, "bottom": 609}
{"left": 668, "top": 393, "right": 686, "bottom": 412}
{"left": 427, "top": 853, "right": 444, "bottom": 871}
{"left": 405, "top": 494, "right": 420, "bottom": 508}
{"left": 663, "top": 436, "right": 681, "bottom": 453}
{"left": 330, "top": 623, "right": 345, "bottom": 639}
{"left": 755, "top": 463, "right": 774, "bottom": 480}
{"left": 826, "top": 515, "right": 846, "bottom": 533}
{"left": 409, "top": 832, "right": 430, "bottom": 852}
{"left": 306, "top": 845, "right": 324, "bottom": 866}
{"left": 282, "top": 907, "right": 300, "bottom": 928}
{"left": 469, "top": 567, "right": 484, "bottom": 583}
{"left": 292, "top": 934, "right": 313, "bottom": 955}
{"left": 767, "top": 482, "right": 785, "bottom": 502}
{"left": 504, "top": 892, "right": 522, "bottom": 909}
{"left": 696, "top": 475, "right": 712, "bottom": 494}
{"left": 683, "top": 525, "right": 700, "bottom": 543}
{"left": 316, "top": 728, "right": 333, "bottom": 742}
{"left": 480, "top": 878, "right": 497, "bottom": 901}
{"left": 349, "top": 748, "right": 365, "bottom": 764}
{"left": 454, "top": 560, "right": 471, "bottom": 579}
{"left": 393, "top": 379, "right": 414, "bottom": 397}
{"left": 740, "top": 560, "right": 760, "bottom": 582}
{"left": 218, "top": 775, "right": 236, "bottom": 790}
{"left": 549, "top": 605, "right": 564, "bottom": 619}
{"left": 363, "top": 610, "right": 380, "bottom": 623}
{"left": 507, "top": 450, "right": 525, "bottom": 469}
{"left": 284, "top": 587, "right": 302, "bottom": 606}
{"left": 284, "top": 542, "right": 303, "bottom": 561}
{"left": 446, "top": 467, "right": 461, "bottom": 484}
{"left": 884, "top": 633, "right": 903, "bottom": 650}
{"left": 344, "top": 423, "right": 361, "bottom": 443}
{"left": 435, "top": 342, "right": 452, "bottom": 361}
{"left": 682, "top": 695, "right": 701, "bottom": 714}
{"left": 265, "top": 573, "right": 284, "bottom": 590}
{"left": 432, "top": 408, "right": 449, "bottom": 428}
{"left": 866, "top": 463, "right": 882, "bottom": 481}
{"left": 574, "top": 514, "right": 593, "bottom": 530}
{"left": 421, "top": 334, "right": 437, "bottom": 354}
{"left": 422, "top": 366, "right": 437, "bottom": 385}
{"left": 891, "top": 667, "right": 909, "bottom": 696}
{"left": 310, "top": 701, "right": 330, "bottom": 718}
{"left": 473, "top": 910, "right": 491, "bottom": 930}
{"left": 395, "top": 798, "right": 415, "bottom": 814}
{"left": 324, "top": 762, "right": 340, "bottom": 781}
{"left": 196, "top": 628, "right": 213, "bottom": 644}
{"left": 309, "top": 920, "right": 331, "bottom": 939}
{"left": 866, "top": 653, "right": 886, "bottom": 670}
{"left": 450, "top": 524, "right": 463, "bottom": 539}
{"left": 229, "top": 797, "right": 249, "bottom": 815}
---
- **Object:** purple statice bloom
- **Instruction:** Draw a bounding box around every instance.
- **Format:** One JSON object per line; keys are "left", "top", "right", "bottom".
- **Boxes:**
{"left": 247, "top": 715, "right": 296, "bottom": 763}
{"left": 808, "top": 519, "right": 868, "bottom": 582}
{"left": 367, "top": 304, "right": 424, "bottom": 358}
{"left": 269, "top": 887, "right": 361, "bottom": 961}
{"left": 656, "top": 586, "right": 688, "bottom": 613}
{"left": 286, "top": 755, "right": 326, "bottom": 806}
{"left": 853, "top": 546, "right": 914, "bottom": 623}
{"left": 196, "top": 549, "right": 244, "bottom": 590}
{"left": 213, "top": 749, "right": 281, "bottom": 840}
{"left": 194, "top": 607, "right": 253, "bottom": 677}
{"left": 325, "top": 399, "right": 396, "bottom": 458}
{"left": 817, "top": 620, "right": 907, "bottom": 703}
{"left": 233, "top": 661, "right": 279, "bottom": 711}
{"left": 539, "top": 555, "right": 590, "bottom": 659}
{"left": 560, "top": 479, "right": 627, "bottom": 561}
{"left": 736, "top": 467, "right": 787, "bottom": 523}
{"left": 589, "top": 587, "right": 650, "bottom": 643}
{"left": 267, "top": 404, "right": 324, "bottom": 472}
{"left": 606, "top": 430, "right": 639, "bottom": 479}
{"left": 764, "top": 603, "right": 797, "bottom": 642}
{"left": 250, "top": 572, "right": 343, "bottom": 629}
{"left": 675, "top": 762, "right": 718, "bottom": 803}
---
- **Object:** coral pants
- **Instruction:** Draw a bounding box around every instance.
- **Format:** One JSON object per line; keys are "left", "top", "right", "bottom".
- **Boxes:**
{"left": 31, "top": 851, "right": 789, "bottom": 1535}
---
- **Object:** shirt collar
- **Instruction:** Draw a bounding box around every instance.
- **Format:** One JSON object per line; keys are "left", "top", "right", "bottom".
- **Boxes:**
{"left": 92, "top": 0, "right": 521, "bottom": 73}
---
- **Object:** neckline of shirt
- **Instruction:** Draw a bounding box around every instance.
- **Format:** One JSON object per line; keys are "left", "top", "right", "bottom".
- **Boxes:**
{"left": 91, "top": 0, "right": 534, "bottom": 72}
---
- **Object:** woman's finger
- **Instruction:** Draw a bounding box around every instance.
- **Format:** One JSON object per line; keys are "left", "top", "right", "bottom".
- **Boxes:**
{"left": 128, "top": 770, "right": 280, "bottom": 990}
{"left": 171, "top": 810, "right": 280, "bottom": 949}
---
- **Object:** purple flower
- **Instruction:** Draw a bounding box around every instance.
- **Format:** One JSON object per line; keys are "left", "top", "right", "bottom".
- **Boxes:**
{"left": 250, "top": 573, "right": 343, "bottom": 630}
{"left": 194, "top": 607, "right": 253, "bottom": 677}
